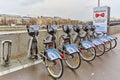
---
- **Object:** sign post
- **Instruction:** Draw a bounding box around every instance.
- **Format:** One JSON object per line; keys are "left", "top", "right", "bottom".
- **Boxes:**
{"left": 93, "top": 6, "right": 110, "bottom": 33}
{"left": 98, "top": 0, "right": 100, "bottom": 7}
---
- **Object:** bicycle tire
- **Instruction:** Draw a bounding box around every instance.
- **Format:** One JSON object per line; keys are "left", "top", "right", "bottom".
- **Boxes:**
{"left": 64, "top": 52, "right": 81, "bottom": 69}
{"left": 46, "top": 59, "right": 63, "bottom": 79}
{"left": 111, "top": 39, "right": 117, "bottom": 49}
{"left": 104, "top": 41, "right": 111, "bottom": 52}
{"left": 80, "top": 47, "right": 96, "bottom": 62}
{"left": 95, "top": 44, "right": 105, "bottom": 57}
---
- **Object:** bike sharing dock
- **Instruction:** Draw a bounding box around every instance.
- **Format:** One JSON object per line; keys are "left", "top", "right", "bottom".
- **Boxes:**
{"left": 0, "top": 26, "right": 119, "bottom": 76}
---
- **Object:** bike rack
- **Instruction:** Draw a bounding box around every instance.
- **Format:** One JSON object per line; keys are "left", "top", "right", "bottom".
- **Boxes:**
{"left": 1, "top": 40, "right": 12, "bottom": 66}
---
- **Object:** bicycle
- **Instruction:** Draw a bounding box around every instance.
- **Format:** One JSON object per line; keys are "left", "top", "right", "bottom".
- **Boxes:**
{"left": 47, "top": 25, "right": 81, "bottom": 69}
{"left": 58, "top": 25, "right": 81, "bottom": 69}
{"left": 81, "top": 25, "right": 105, "bottom": 57}
{"left": 43, "top": 25, "right": 64, "bottom": 78}
{"left": 72, "top": 25, "right": 96, "bottom": 61}
{"left": 94, "top": 31, "right": 117, "bottom": 49}
{"left": 88, "top": 25, "right": 117, "bottom": 51}
{"left": 27, "top": 25, "right": 39, "bottom": 60}
{"left": 27, "top": 25, "right": 63, "bottom": 79}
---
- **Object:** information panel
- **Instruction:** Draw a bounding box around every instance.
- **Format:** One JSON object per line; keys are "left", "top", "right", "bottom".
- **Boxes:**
{"left": 93, "top": 6, "right": 110, "bottom": 33}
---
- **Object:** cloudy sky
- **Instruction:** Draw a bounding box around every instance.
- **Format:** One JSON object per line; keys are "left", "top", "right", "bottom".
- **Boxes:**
{"left": 0, "top": 0, "right": 119, "bottom": 21}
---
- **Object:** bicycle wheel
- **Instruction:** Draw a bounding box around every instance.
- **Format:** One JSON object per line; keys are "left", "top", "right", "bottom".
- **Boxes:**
{"left": 30, "top": 41, "right": 38, "bottom": 59}
{"left": 104, "top": 41, "right": 111, "bottom": 52}
{"left": 46, "top": 59, "right": 63, "bottom": 79}
{"left": 111, "top": 39, "right": 117, "bottom": 49}
{"left": 80, "top": 47, "right": 96, "bottom": 62}
{"left": 64, "top": 52, "right": 81, "bottom": 69}
{"left": 95, "top": 44, "right": 105, "bottom": 57}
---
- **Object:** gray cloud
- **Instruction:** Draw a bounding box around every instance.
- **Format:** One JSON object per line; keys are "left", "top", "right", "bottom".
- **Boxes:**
{"left": 20, "top": 0, "right": 45, "bottom": 6}
{"left": 0, "top": 0, "right": 119, "bottom": 20}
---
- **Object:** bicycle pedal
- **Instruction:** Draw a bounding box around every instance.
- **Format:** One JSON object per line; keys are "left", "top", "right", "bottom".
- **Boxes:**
{"left": 35, "top": 55, "right": 38, "bottom": 59}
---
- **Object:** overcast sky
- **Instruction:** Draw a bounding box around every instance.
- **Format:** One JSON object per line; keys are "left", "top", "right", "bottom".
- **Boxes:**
{"left": 0, "top": 0, "right": 119, "bottom": 21}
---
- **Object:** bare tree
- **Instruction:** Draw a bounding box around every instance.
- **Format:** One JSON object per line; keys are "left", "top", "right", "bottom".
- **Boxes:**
{"left": 29, "top": 18, "right": 37, "bottom": 25}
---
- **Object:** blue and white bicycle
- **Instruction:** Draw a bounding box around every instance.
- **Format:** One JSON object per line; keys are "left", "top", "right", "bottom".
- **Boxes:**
{"left": 58, "top": 25, "right": 81, "bottom": 69}
{"left": 42, "top": 25, "right": 64, "bottom": 79}
{"left": 27, "top": 25, "right": 63, "bottom": 79}
{"left": 72, "top": 25, "right": 96, "bottom": 61}
{"left": 80, "top": 25, "right": 105, "bottom": 56}
{"left": 86, "top": 25, "right": 117, "bottom": 51}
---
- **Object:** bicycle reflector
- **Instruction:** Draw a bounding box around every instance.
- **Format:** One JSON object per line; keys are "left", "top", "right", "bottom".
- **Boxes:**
{"left": 60, "top": 53, "right": 65, "bottom": 58}
{"left": 78, "top": 48, "right": 82, "bottom": 53}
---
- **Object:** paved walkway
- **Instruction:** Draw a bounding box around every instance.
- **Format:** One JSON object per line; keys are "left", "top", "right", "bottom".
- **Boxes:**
{"left": 0, "top": 33, "right": 120, "bottom": 80}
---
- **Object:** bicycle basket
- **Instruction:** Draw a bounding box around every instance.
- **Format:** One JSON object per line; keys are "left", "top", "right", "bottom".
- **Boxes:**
{"left": 28, "top": 25, "right": 39, "bottom": 36}
{"left": 47, "top": 25, "right": 57, "bottom": 35}
{"left": 73, "top": 25, "right": 82, "bottom": 33}
{"left": 90, "top": 25, "right": 96, "bottom": 31}
{"left": 62, "top": 25, "right": 72, "bottom": 34}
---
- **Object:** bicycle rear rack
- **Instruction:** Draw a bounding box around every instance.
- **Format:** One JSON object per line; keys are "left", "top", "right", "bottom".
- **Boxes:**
{"left": 1, "top": 40, "right": 12, "bottom": 66}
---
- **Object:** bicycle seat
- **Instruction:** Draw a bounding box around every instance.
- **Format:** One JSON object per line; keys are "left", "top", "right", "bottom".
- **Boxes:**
{"left": 63, "top": 37, "right": 70, "bottom": 41}
{"left": 44, "top": 40, "right": 53, "bottom": 45}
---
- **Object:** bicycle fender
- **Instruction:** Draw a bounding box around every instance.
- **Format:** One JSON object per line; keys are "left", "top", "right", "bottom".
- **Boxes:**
{"left": 64, "top": 44, "right": 79, "bottom": 54}
{"left": 80, "top": 41, "right": 95, "bottom": 49}
{"left": 45, "top": 49, "right": 62, "bottom": 61}
{"left": 106, "top": 36, "right": 117, "bottom": 40}
{"left": 99, "top": 37, "right": 110, "bottom": 42}
{"left": 92, "top": 39, "right": 104, "bottom": 45}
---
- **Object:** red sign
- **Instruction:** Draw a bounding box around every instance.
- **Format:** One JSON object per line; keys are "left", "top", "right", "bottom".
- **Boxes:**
{"left": 95, "top": 13, "right": 105, "bottom": 18}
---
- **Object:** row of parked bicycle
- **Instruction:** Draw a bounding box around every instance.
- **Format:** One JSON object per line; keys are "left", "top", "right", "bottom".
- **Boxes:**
{"left": 25, "top": 24, "right": 117, "bottom": 79}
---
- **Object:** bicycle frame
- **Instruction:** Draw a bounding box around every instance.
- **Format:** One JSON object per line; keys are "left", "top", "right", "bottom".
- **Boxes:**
{"left": 83, "top": 28, "right": 110, "bottom": 46}
{"left": 73, "top": 33, "right": 95, "bottom": 49}
{"left": 44, "top": 25, "right": 62, "bottom": 60}
{"left": 27, "top": 36, "right": 40, "bottom": 57}
{"left": 60, "top": 33, "right": 80, "bottom": 54}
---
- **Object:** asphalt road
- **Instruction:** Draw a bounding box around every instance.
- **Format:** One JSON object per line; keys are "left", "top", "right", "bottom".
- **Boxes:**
{"left": 0, "top": 34, "right": 120, "bottom": 80}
